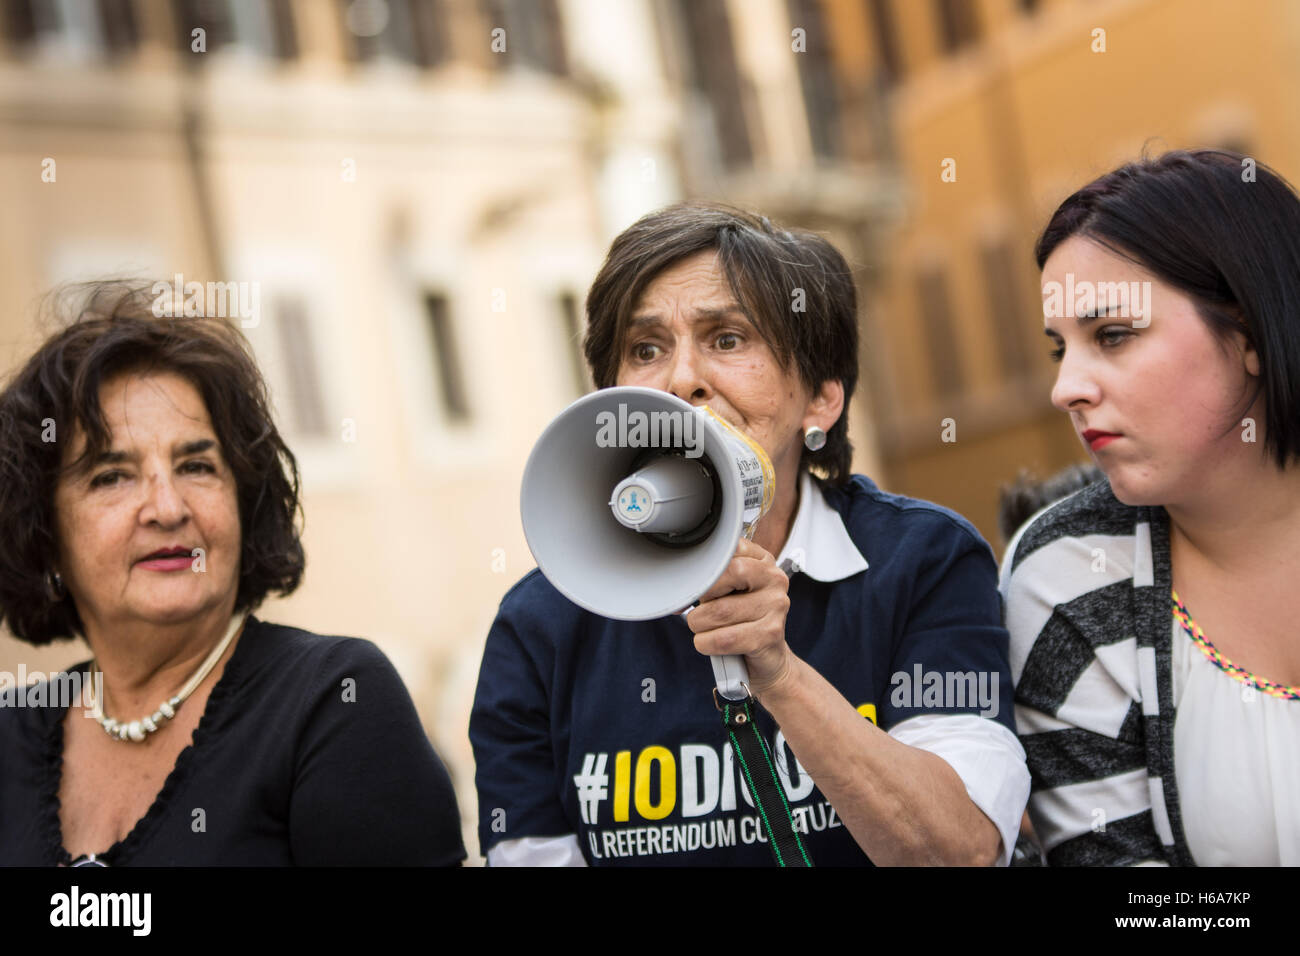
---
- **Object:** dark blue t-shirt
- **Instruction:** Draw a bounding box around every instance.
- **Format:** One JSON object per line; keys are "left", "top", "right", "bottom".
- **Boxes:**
{"left": 470, "top": 474, "right": 1015, "bottom": 865}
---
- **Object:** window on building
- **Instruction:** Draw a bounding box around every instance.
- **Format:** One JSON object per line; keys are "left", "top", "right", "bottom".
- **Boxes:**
{"left": 787, "top": 0, "right": 841, "bottom": 161}
{"left": 273, "top": 296, "right": 330, "bottom": 438}
{"left": 265, "top": 0, "right": 296, "bottom": 58}
{"left": 424, "top": 292, "right": 470, "bottom": 422}
{"left": 556, "top": 291, "right": 590, "bottom": 397}
{"left": 673, "top": 0, "right": 752, "bottom": 169}
{"left": 915, "top": 264, "right": 965, "bottom": 401}
{"left": 342, "top": 0, "right": 448, "bottom": 67}
{"left": 2, "top": 0, "right": 38, "bottom": 47}
{"left": 49, "top": 0, "right": 108, "bottom": 55}
{"left": 99, "top": 0, "right": 138, "bottom": 53}
{"left": 933, "top": 0, "right": 979, "bottom": 54}
{"left": 478, "top": 0, "right": 565, "bottom": 75}
{"left": 866, "top": 0, "right": 902, "bottom": 85}
{"left": 173, "top": 0, "right": 296, "bottom": 60}
{"left": 979, "top": 239, "right": 1033, "bottom": 380}
{"left": 174, "top": 0, "right": 233, "bottom": 54}
{"left": 4, "top": 0, "right": 139, "bottom": 57}
{"left": 409, "top": 0, "right": 449, "bottom": 66}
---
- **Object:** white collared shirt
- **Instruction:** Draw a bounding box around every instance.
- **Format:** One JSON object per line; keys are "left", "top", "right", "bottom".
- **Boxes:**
{"left": 773, "top": 469, "right": 871, "bottom": 580}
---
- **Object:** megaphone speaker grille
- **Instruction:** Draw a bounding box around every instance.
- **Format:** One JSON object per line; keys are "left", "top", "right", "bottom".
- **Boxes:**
{"left": 521, "top": 387, "right": 747, "bottom": 621}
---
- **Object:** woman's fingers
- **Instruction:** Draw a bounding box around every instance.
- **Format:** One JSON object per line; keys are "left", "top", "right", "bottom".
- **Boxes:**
{"left": 685, "top": 585, "right": 787, "bottom": 635}
{"left": 695, "top": 538, "right": 781, "bottom": 604}
{"left": 690, "top": 619, "right": 793, "bottom": 694}
{"left": 684, "top": 536, "right": 793, "bottom": 691}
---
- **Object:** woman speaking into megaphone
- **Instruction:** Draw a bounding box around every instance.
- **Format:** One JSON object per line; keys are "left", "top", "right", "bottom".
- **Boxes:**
{"left": 470, "top": 202, "right": 1029, "bottom": 866}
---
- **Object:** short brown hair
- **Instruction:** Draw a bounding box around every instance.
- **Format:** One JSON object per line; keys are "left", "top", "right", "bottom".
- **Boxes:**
{"left": 0, "top": 281, "right": 305, "bottom": 645}
{"left": 583, "top": 201, "right": 860, "bottom": 484}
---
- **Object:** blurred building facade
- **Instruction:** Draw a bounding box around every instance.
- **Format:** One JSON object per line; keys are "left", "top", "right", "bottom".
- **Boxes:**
{"left": 0, "top": 0, "right": 894, "bottom": 862}
{"left": 1, "top": 0, "right": 1297, "bottom": 862}
{"left": 848, "top": 0, "right": 1300, "bottom": 539}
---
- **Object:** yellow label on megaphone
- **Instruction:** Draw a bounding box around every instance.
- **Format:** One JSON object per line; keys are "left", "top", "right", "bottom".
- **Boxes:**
{"left": 695, "top": 405, "right": 776, "bottom": 532}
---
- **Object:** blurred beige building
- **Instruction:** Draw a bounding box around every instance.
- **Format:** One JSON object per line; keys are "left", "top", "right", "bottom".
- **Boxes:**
{"left": 0, "top": 0, "right": 892, "bottom": 863}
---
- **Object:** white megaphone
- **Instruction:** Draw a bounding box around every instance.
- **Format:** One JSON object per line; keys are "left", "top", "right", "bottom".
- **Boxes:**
{"left": 520, "top": 386, "right": 776, "bottom": 701}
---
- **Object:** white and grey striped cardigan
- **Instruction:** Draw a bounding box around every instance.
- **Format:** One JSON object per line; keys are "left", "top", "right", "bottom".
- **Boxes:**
{"left": 999, "top": 478, "right": 1195, "bottom": 866}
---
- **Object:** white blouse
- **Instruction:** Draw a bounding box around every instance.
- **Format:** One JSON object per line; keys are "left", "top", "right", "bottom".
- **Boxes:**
{"left": 1171, "top": 603, "right": 1300, "bottom": 865}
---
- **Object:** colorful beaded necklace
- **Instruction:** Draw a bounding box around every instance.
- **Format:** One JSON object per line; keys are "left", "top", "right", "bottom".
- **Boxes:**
{"left": 1172, "top": 590, "right": 1300, "bottom": 701}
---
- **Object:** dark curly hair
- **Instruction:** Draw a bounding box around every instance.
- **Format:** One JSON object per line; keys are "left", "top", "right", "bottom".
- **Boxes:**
{"left": 0, "top": 281, "right": 304, "bottom": 645}
{"left": 583, "top": 201, "right": 860, "bottom": 485}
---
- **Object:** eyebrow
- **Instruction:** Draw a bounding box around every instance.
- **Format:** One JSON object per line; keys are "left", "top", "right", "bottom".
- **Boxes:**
{"left": 1044, "top": 302, "right": 1128, "bottom": 337}
{"left": 1075, "top": 302, "right": 1127, "bottom": 322}
{"left": 90, "top": 438, "right": 218, "bottom": 466}
{"left": 627, "top": 306, "right": 751, "bottom": 330}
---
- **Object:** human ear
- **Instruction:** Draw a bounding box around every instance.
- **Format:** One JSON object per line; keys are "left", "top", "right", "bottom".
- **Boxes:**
{"left": 1243, "top": 343, "right": 1260, "bottom": 377}
{"left": 1232, "top": 328, "right": 1261, "bottom": 377}
{"left": 803, "top": 379, "right": 845, "bottom": 433}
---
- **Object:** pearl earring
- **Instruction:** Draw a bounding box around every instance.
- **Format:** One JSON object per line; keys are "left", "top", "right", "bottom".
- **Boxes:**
{"left": 804, "top": 426, "right": 826, "bottom": 452}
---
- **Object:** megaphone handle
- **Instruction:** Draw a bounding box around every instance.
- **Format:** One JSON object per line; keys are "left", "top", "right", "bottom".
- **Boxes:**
{"left": 711, "top": 519, "right": 759, "bottom": 700}
{"left": 711, "top": 653, "right": 750, "bottom": 702}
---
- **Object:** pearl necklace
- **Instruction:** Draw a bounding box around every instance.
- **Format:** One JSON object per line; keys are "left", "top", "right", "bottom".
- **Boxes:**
{"left": 85, "top": 613, "right": 246, "bottom": 743}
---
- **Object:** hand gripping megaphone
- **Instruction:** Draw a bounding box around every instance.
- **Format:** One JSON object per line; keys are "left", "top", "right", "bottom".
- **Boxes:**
{"left": 520, "top": 386, "right": 775, "bottom": 700}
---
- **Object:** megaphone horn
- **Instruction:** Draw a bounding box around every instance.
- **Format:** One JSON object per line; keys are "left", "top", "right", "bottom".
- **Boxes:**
{"left": 520, "top": 386, "right": 775, "bottom": 700}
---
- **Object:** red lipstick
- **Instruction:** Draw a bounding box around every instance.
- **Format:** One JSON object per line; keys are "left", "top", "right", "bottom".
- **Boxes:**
{"left": 1082, "top": 429, "right": 1121, "bottom": 450}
